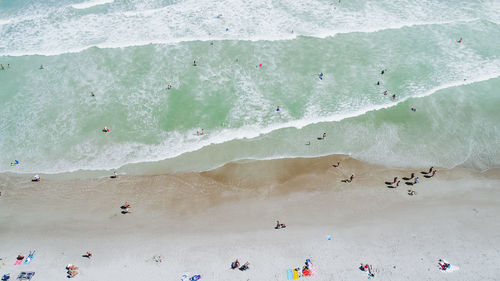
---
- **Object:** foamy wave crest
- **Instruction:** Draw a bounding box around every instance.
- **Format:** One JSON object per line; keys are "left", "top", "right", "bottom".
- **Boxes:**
{"left": 71, "top": 0, "right": 114, "bottom": 9}
{"left": 0, "top": 0, "right": 485, "bottom": 56}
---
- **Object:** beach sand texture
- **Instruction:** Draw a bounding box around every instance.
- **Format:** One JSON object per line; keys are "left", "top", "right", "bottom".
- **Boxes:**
{"left": 1, "top": 155, "right": 499, "bottom": 281}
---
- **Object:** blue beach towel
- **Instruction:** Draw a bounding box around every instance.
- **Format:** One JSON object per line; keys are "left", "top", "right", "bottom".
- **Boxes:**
{"left": 287, "top": 269, "right": 293, "bottom": 280}
{"left": 190, "top": 275, "right": 201, "bottom": 281}
{"left": 23, "top": 254, "right": 35, "bottom": 264}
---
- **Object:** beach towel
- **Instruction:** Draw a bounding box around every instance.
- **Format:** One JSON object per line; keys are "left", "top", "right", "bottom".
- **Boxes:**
{"left": 181, "top": 273, "right": 190, "bottom": 281}
{"left": 24, "top": 272, "right": 35, "bottom": 280}
{"left": 293, "top": 269, "right": 299, "bottom": 279}
{"left": 14, "top": 259, "right": 23, "bottom": 266}
{"left": 23, "top": 253, "right": 35, "bottom": 265}
{"left": 189, "top": 275, "right": 201, "bottom": 281}
{"left": 287, "top": 269, "right": 293, "bottom": 280}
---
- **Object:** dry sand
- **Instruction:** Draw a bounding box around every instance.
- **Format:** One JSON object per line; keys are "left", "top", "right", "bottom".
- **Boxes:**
{"left": 0, "top": 155, "right": 499, "bottom": 281}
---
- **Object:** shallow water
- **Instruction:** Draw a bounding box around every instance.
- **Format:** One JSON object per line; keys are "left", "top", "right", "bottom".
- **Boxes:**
{"left": 1, "top": 0, "right": 499, "bottom": 174}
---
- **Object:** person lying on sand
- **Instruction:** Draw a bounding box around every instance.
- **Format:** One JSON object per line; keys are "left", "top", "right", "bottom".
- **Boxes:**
{"left": 332, "top": 162, "right": 340, "bottom": 167}
{"left": 16, "top": 254, "right": 24, "bottom": 260}
{"left": 275, "top": 220, "right": 286, "bottom": 229}
{"left": 368, "top": 264, "right": 375, "bottom": 277}
{"left": 438, "top": 259, "right": 450, "bottom": 270}
{"left": 231, "top": 259, "right": 240, "bottom": 269}
{"left": 68, "top": 270, "right": 78, "bottom": 278}
{"left": 239, "top": 261, "right": 250, "bottom": 271}
{"left": 122, "top": 207, "right": 131, "bottom": 214}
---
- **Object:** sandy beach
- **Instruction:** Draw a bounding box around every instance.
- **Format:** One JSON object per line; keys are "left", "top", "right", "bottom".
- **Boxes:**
{"left": 1, "top": 155, "right": 499, "bottom": 281}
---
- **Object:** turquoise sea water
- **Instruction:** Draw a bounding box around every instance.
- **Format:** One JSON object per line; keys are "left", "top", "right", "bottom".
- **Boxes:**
{"left": 1, "top": 0, "right": 499, "bottom": 174}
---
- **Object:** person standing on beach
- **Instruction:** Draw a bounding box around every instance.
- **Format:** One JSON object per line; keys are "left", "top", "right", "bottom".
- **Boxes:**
{"left": 428, "top": 166, "right": 434, "bottom": 173}
{"left": 414, "top": 177, "right": 419, "bottom": 184}
{"left": 393, "top": 177, "right": 398, "bottom": 184}
{"left": 350, "top": 175, "right": 354, "bottom": 182}
{"left": 410, "top": 172, "right": 414, "bottom": 179}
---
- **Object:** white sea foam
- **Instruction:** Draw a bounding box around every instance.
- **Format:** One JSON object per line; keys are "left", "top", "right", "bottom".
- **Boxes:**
{"left": 71, "top": 0, "right": 114, "bottom": 10}
{"left": 0, "top": 0, "right": 485, "bottom": 56}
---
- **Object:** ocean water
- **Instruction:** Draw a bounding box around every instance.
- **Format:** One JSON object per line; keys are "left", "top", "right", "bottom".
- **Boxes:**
{"left": 0, "top": 0, "right": 499, "bottom": 174}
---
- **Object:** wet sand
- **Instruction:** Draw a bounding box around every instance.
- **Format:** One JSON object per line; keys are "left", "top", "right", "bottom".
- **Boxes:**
{"left": 0, "top": 155, "right": 499, "bottom": 280}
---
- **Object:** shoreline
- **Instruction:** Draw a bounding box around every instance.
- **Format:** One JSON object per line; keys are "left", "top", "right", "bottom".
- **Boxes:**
{"left": 1, "top": 154, "right": 499, "bottom": 280}
{"left": 2, "top": 152, "right": 499, "bottom": 181}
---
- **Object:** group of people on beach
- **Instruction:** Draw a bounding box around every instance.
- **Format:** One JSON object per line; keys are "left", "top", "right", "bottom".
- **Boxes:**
{"left": 66, "top": 264, "right": 79, "bottom": 278}
{"left": 386, "top": 167, "right": 437, "bottom": 195}
{"left": 121, "top": 201, "right": 131, "bottom": 214}
{"left": 231, "top": 259, "right": 250, "bottom": 271}
{"left": 360, "top": 263, "right": 375, "bottom": 278}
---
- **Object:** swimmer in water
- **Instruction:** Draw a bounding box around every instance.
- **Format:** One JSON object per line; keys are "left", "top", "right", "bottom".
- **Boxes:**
{"left": 383, "top": 90, "right": 388, "bottom": 95}
{"left": 91, "top": 91, "right": 95, "bottom": 97}
{"left": 318, "top": 73, "right": 324, "bottom": 80}
{"left": 411, "top": 107, "right": 416, "bottom": 112}
{"left": 458, "top": 37, "right": 462, "bottom": 43}
{"left": 167, "top": 85, "right": 172, "bottom": 90}
{"left": 39, "top": 65, "right": 44, "bottom": 70}
{"left": 193, "top": 60, "right": 197, "bottom": 66}
{"left": 201, "top": 129, "right": 205, "bottom": 135}
{"left": 0, "top": 64, "right": 4, "bottom": 70}
{"left": 376, "top": 81, "right": 380, "bottom": 85}
{"left": 392, "top": 94, "right": 396, "bottom": 100}
{"left": 276, "top": 106, "right": 280, "bottom": 111}
{"left": 381, "top": 69, "right": 385, "bottom": 75}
